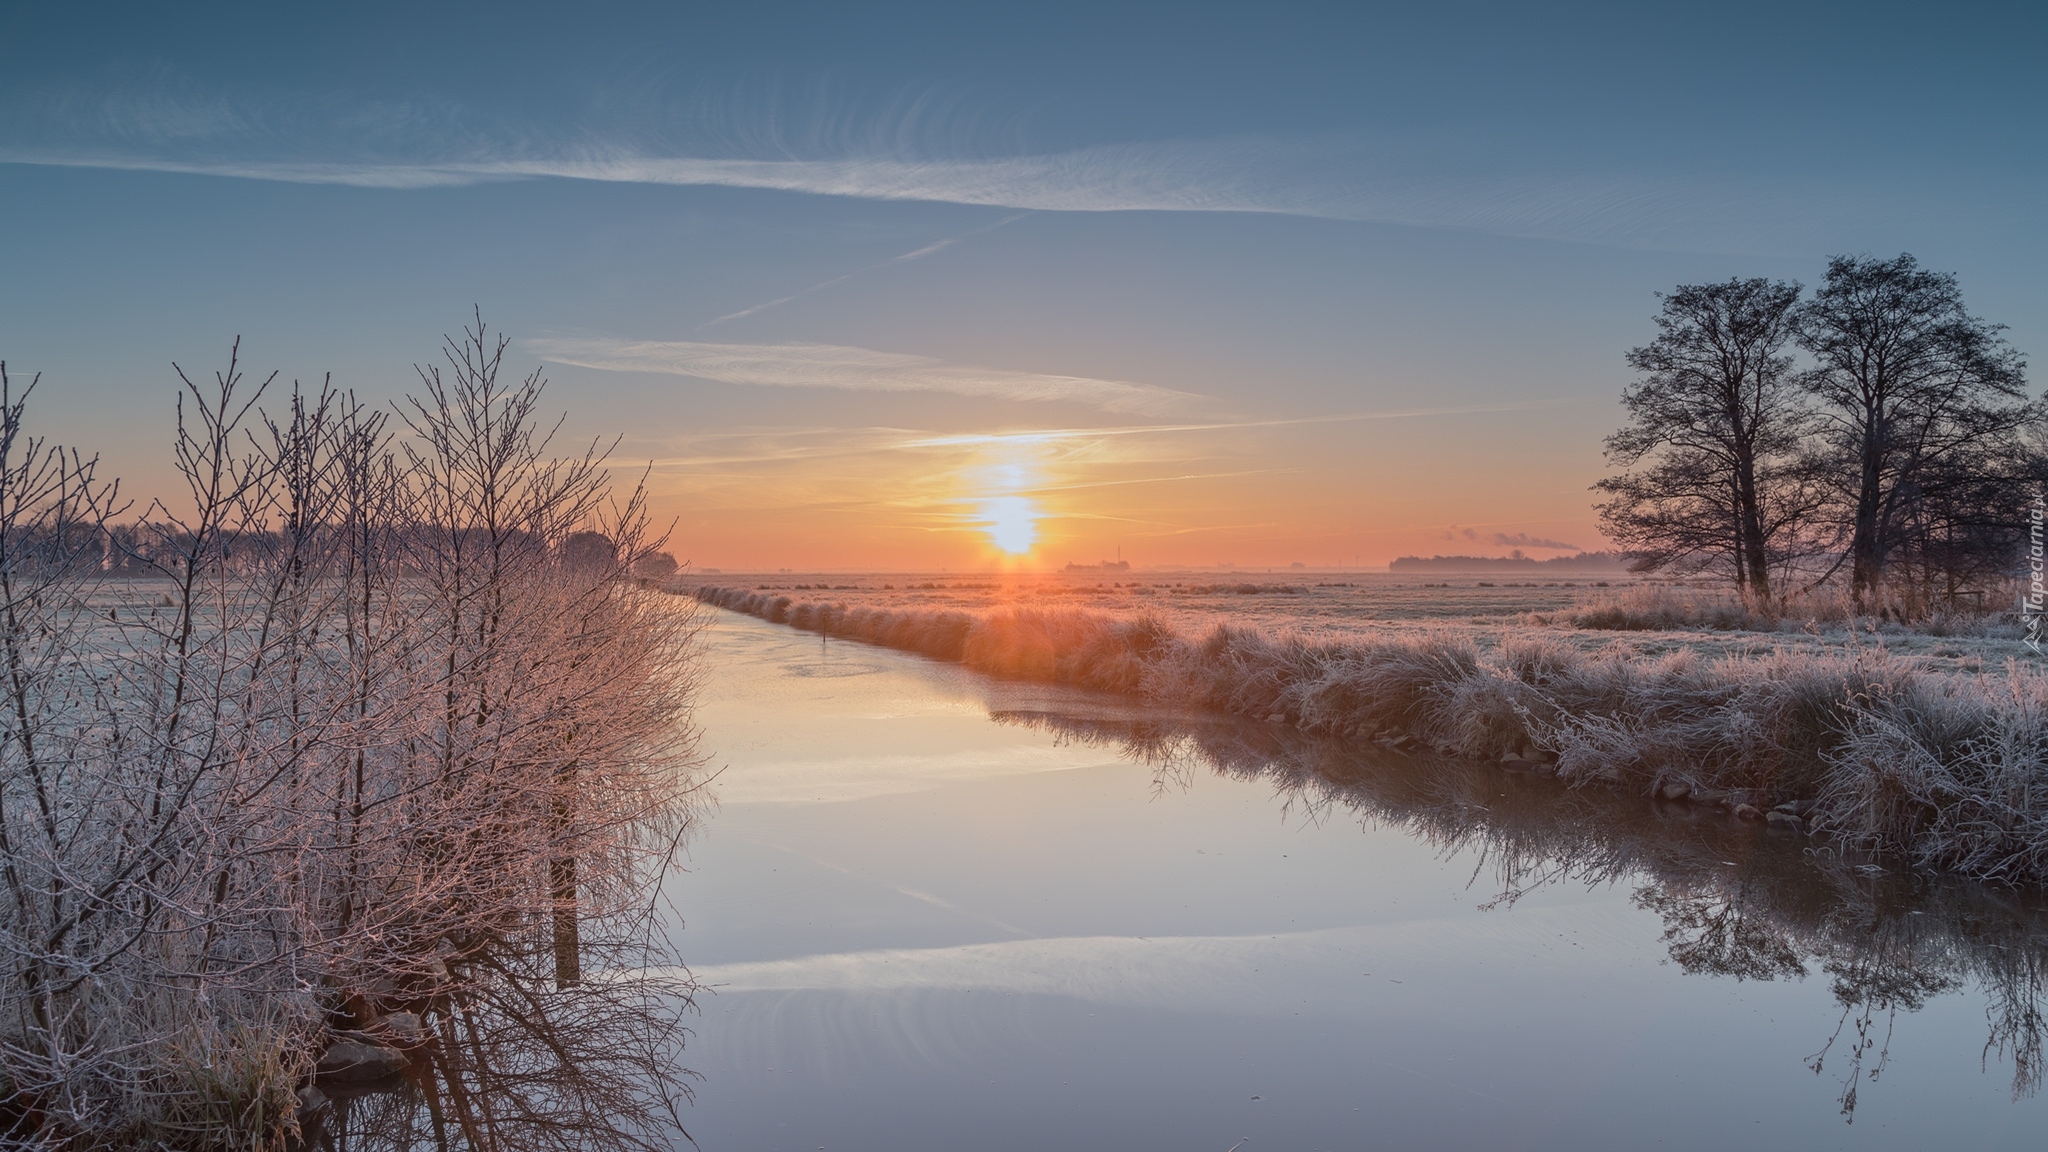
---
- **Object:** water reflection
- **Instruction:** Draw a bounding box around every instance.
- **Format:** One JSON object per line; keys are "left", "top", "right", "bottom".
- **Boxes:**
{"left": 991, "top": 706, "right": 2048, "bottom": 1122}
{"left": 303, "top": 657, "right": 2048, "bottom": 1147}
{"left": 292, "top": 966, "right": 695, "bottom": 1152}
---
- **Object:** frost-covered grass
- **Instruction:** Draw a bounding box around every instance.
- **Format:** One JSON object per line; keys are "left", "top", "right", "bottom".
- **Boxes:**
{"left": 1556, "top": 581, "right": 2021, "bottom": 642}
{"left": 691, "top": 581, "right": 2048, "bottom": 886}
{"left": 677, "top": 571, "right": 2026, "bottom": 677}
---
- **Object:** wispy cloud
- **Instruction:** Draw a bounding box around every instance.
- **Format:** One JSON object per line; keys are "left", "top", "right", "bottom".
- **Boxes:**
{"left": 902, "top": 399, "right": 1583, "bottom": 448}
{"left": 701, "top": 211, "right": 1031, "bottom": 326}
{"left": 1441, "top": 527, "right": 1585, "bottom": 551}
{"left": 1491, "top": 531, "right": 1581, "bottom": 551}
{"left": 0, "top": 132, "right": 1888, "bottom": 253}
{"left": 527, "top": 337, "right": 1205, "bottom": 416}
{"left": 1, "top": 141, "right": 1319, "bottom": 203}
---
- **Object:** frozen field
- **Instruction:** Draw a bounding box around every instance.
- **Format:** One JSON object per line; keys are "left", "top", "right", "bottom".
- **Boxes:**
{"left": 674, "top": 570, "right": 2030, "bottom": 677}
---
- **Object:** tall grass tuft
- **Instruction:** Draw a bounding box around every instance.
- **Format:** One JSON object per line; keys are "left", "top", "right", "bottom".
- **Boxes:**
{"left": 1816, "top": 666, "right": 2048, "bottom": 883}
{"left": 1568, "top": 584, "right": 1770, "bottom": 631}
{"left": 1566, "top": 581, "right": 2021, "bottom": 637}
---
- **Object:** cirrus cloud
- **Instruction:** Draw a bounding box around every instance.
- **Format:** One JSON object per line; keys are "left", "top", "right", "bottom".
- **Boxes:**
{"left": 0, "top": 131, "right": 1898, "bottom": 255}
{"left": 525, "top": 336, "right": 1206, "bottom": 417}
{"left": 1491, "top": 531, "right": 1581, "bottom": 552}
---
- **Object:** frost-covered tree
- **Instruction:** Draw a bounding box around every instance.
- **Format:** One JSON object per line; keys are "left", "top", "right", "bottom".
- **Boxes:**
{"left": 1596, "top": 277, "right": 1820, "bottom": 604}
{"left": 0, "top": 318, "right": 705, "bottom": 1150}
{"left": 1796, "top": 253, "right": 2034, "bottom": 609}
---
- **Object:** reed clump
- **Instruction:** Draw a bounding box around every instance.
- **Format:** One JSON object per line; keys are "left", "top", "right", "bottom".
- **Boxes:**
{"left": 695, "top": 584, "right": 2048, "bottom": 886}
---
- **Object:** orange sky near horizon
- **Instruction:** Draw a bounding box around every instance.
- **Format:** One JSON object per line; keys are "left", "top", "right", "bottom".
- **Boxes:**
{"left": 8, "top": 2, "right": 2042, "bottom": 584}
{"left": 35, "top": 347, "right": 1610, "bottom": 574}
{"left": 633, "top": 397, "right": 1611, "bottom": 572}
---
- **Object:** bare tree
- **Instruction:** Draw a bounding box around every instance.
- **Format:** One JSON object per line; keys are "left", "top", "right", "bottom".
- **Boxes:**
{"left": 1595, "top": 277, "right": 1818, "bottom": 603}
{"left": 1796, "top": 253, "right": 2034, "bottom": 609}
{"left": 0, "top": 319, "right": 705, "bottom": 1150}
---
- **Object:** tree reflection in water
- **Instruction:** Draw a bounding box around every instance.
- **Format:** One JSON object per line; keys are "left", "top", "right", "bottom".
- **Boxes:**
{"left": 301, "top": 700, "right": 2048, "bottom": 1142}
{"left": 293, "top": 954, "right": 696, "bottom": 1152}
{"left": 992, "top": 705, "right": 2048, "bottom": 1124}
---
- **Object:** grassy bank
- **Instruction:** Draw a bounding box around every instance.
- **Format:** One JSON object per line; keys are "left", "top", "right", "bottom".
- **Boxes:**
{"left": 692, "top": 584, "right": 2048, "bottom": 885}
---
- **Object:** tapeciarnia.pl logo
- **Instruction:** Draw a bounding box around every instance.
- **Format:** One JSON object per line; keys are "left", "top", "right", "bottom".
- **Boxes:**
{"left": 2027, "top": 492, "right": 2046, "bottom": 654}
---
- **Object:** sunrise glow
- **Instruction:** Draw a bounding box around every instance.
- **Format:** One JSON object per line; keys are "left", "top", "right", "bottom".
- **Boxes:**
{"left": 9, "top": 7, "right": 2041, "bottom": 1147}
{"left": 959, "top": 444, "right": 1049, "bottom": 556}
{"left": 976, "top": 494, "right": 1040, "bottom": 553}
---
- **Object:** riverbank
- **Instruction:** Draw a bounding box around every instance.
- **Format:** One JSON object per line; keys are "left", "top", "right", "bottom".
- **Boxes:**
{"left": 688, "top": 584, "right": 2048, "bottom": 885}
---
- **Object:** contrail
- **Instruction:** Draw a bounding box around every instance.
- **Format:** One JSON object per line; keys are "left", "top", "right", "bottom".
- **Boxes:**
{"left": 700, "top": 211, "right": 1032, "bottom": 327}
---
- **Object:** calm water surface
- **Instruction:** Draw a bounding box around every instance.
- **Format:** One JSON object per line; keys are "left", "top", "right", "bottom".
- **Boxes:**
{"left": 673, "top": 611, "right": 2048, "bottom": 1151}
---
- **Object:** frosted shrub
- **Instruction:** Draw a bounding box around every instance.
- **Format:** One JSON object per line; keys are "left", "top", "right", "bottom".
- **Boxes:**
{"left": 0, "top": 324, "right": 703, "bottom": 1150}
{"left": 1818, "top": 669, "right": 2048, "bottom": 881}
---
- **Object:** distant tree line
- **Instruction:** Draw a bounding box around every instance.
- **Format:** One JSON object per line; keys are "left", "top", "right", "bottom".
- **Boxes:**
{"left": 1596, "top": 253, "right": 2037, "bottom": 613}
{"left": 20, "top": 522, "right": 681, "bottom": 581}
{"left": 1388, "top": 551, "right": 1629, "bottom": 573}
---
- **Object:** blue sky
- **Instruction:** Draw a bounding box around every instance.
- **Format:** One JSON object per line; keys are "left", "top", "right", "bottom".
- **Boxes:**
{"left": 2, "top": 1, "right": 2041, "bottom": 567}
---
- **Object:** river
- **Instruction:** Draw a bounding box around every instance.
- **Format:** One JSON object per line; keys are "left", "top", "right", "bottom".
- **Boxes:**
{"left": 670, "top": 610, "right": 2048, "bottom": 1151}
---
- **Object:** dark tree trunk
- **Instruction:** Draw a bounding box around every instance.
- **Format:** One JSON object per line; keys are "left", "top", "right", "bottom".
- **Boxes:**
{"left": 1733, "top": 444, "right": 1772, "bottom": 605}
{"left": 1849, "top": 416, "right": 1886, "bottom": 609}
{"left": 551, "top": 852, "right": 580, "bottom": 988}
{"left": 1597, "top": 277, "right": 1807, "bottom": 599}
{"left": 1798, "top": 253, "right": 2033, "bottom": 617}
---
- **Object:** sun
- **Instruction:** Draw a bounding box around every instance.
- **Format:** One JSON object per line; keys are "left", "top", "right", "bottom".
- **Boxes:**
{"left": 960, "top": 442, "right": 1046, "bottom": 556}
{"left": 978, "top": 495, "right": 1039, "bottom": 554}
